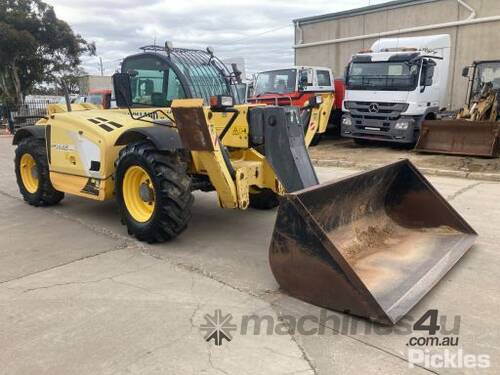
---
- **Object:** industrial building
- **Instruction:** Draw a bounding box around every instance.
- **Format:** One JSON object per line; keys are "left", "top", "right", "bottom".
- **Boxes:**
{"left": 293, "top": 0, "right": 500, "bottom": 109}
{"left": 78, "top": 75, "right": 113, "bottom": 95}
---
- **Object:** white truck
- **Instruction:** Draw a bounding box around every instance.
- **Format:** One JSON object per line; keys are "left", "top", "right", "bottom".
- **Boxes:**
{"left": 341, "top": 34, "right": 451, "bottom": 144}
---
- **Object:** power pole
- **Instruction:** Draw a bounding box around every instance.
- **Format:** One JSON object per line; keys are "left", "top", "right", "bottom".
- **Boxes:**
{"left": 99, "top": 57, "right": 104, "bottom": 76}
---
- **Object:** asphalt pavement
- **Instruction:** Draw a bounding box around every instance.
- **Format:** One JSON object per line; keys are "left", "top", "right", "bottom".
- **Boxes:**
{"left": 0, "top": 137, "right": 499, "bottom": 374}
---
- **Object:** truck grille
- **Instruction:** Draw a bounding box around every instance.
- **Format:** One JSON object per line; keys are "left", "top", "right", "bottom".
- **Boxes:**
{"left": 345, "top": 101, "right": 409, "bottom": 130}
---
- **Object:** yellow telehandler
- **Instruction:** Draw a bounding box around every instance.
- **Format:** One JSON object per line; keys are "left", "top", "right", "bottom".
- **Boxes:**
{"left": 13, "top": 44, "right": 476, "bottom": 325}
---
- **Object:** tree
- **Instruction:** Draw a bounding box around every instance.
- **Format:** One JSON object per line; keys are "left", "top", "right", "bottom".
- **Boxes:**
{"left": 0, "top": 0, "right": 95, "bottom": 106}
{"left": 59, "top": 66, "right": 88, "bottom": 94}
{"left": 31, "top": 66, "right": 88, "bottom": 96}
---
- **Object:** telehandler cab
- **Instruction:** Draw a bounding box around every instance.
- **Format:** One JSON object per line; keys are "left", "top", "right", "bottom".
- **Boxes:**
{"left": 13, "top": 44, "right": 476, "bottom": 325}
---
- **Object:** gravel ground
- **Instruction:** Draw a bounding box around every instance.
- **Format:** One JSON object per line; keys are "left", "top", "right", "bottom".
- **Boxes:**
{"left": 309, "top": 135, "right": 500, "bottom": 177}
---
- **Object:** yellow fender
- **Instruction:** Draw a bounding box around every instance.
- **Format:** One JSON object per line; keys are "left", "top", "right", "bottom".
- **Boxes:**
{"left": 304, "top": 92, "right": 335, "bottom": 147}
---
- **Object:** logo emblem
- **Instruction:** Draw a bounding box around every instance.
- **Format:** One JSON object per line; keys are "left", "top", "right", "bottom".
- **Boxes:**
{"left": 200, "top": 309, "right": 237, "bottom": 346}
{"left": 368, "top": 103, "right": 379, "bottom": 113}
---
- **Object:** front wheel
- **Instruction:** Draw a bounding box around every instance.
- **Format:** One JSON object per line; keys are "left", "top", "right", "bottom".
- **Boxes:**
{"left": 115, "top": 141, "right": 194, "bottom": 243}
{"left": 15, "top": 137, "right": 64, "bottom": 206}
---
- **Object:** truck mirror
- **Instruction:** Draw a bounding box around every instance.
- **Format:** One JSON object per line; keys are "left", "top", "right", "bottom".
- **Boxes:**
{"left": 344, "top": 63, "right": 351, "bottom": 83}
{"left": 420, "top": 59, "right": 436, "bottom": 92}
{"left": 298, "top": 74, "right": 308, "bottom": 89}
{"left": 113, "top": 73, "right": 133, "bottom": 108}
{"left": 462, "top": 67, "right": 470, "bottom": 77}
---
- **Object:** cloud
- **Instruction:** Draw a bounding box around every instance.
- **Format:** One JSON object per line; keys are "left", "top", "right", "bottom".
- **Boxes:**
{"left": 44, "top": 0, "right": 389, "bottom": 76}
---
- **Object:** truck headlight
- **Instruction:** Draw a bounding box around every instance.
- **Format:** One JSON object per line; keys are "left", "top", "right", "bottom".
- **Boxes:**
{"left": 394, "top": 119, "right": 413, "bottom": 130}
{"left": 342, "top": 115, "right": 352, "bottom": 126}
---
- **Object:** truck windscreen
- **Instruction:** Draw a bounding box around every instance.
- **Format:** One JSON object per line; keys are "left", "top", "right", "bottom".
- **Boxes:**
{"left": 254, "top": 69, "right": 297, "bottom": 96}
{"left": 347, "top": 61, "right": 420, "bottom": 91}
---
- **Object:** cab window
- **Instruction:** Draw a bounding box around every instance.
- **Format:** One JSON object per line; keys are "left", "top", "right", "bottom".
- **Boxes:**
{"left": 122, "top": 55, "right": 186, "bottom": 106}
{"left": 254, "top": 69, "right": 297, "bottom": 95}
{"left": 317, "top": 70, "right": 331, "bottom": 87}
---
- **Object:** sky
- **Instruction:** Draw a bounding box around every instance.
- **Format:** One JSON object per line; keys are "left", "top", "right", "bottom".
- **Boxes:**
{"left": 44, "top": 0, "right": 390, "bottom": 77}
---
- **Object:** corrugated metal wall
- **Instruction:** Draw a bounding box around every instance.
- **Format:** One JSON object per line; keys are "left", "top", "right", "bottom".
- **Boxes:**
{"left": 294, "top": 0, "right": 500, "bottom": 109}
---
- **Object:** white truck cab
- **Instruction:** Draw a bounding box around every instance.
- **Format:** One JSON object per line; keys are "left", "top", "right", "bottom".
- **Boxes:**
{"left": 341, "top": 34, "right": 450, "bottom": 143}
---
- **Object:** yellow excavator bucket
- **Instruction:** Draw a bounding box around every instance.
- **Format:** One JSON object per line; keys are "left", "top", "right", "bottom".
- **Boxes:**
{"left": 269, "top": 160, "right": 476, "bottom": 325}
{"left": 415, "top": 120, "right": 500, "bottom": 157}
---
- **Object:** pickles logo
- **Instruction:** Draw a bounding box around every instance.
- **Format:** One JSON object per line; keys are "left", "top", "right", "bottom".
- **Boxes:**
{"left": 200, "top": 310, "right": 237, "bottom": 346}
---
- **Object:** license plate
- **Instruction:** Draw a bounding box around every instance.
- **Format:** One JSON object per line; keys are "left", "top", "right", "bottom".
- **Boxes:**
{"left": 365, "top": 127, "right": 380, "bottom": 131}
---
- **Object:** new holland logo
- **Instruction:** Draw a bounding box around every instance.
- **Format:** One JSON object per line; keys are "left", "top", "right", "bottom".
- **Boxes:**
{"left": 200, "top": 309, "right": 237, "bottom": 346}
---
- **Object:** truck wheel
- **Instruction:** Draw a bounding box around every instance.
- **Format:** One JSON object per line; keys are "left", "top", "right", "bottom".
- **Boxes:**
{"left": 249, "top": 188, "right": 279, "bottom": 210}
{"left": 15, "top": 138, "right": 64, "bottom": 206}
{"left": 309, "top": 133, "right": 322, "bottom": 147}
{"left": 115, "top": 141, "right": 193, "bottom": 243}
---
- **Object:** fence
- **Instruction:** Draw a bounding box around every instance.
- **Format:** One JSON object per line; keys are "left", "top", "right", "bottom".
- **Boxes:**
{"left": 1, "top": 97, "right": 62, "bottom": 133}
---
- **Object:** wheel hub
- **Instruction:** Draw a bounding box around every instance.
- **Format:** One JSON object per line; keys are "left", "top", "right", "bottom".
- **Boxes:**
{"left": 20, "top": 153, "right": 39, "bottom": 194}
{"left": 139, "top": 182, "right": 154, "bottom": 202}
{"left": 122, "top": 165, "right": 156, "bottom": 223}
{"left": 31, "top": 166, "right": 39, "bottom": 179}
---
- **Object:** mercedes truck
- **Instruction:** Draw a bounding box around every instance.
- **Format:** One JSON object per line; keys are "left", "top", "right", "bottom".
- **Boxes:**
{"left": 341, "top": 34, "right": 451, "bottom": 144}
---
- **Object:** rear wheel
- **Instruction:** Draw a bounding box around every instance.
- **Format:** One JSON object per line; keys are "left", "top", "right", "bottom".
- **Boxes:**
{"left": 15, "top": 138, "right": 64, "bottom": 206}
{"left": 115, "top": 141, "right": 193, "bottom": 243}
{"left": 249, "top": 188, "right": 279, "bottom": 210}
{"left": 309, "top": 133, "right": 322, "bottom": 147}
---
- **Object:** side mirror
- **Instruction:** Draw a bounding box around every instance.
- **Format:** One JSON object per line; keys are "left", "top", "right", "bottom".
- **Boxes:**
{"left": 344, "top": 63, "right": 351, "bottom": 84}
{"left": 298, "top": 75, "right": 308, "bottom": 90}
{"left": 462, "top": 66, "right": 470, "bottom": 77}
{"left": 420, "top": 59, "right": 436, "bottom": 92}
{"left": 113, "top": 73, "right": 132, "bottom": 108}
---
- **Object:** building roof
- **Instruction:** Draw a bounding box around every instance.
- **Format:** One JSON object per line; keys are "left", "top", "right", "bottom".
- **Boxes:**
{"left": 294, "top": 0, "right": 440, "bottom": 25}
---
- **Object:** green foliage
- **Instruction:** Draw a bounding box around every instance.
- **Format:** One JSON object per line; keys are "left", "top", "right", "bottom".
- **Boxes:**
{"left": 0, "top": 0, "right": 95, "bottom": 105}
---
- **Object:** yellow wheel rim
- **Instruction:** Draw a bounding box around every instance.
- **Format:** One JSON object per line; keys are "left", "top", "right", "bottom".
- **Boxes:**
{"left": 122, "top": 165, "right": 156, "bottom": 223}
{"left": 20, "top": 153, "right": 39, "bottom": 194}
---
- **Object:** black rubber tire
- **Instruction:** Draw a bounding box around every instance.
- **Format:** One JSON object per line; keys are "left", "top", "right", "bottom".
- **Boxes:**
{"left": 309, "top": 133, "right": 322, "bottom": 147}
{"left": 249, "top": 188, "right": 280, "bottom": 210}
{"left": 14, "top": 137, "right": 64, "bottom": 206}
{"left": 115, "top": 141, "right": 194, "bottom": 243}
